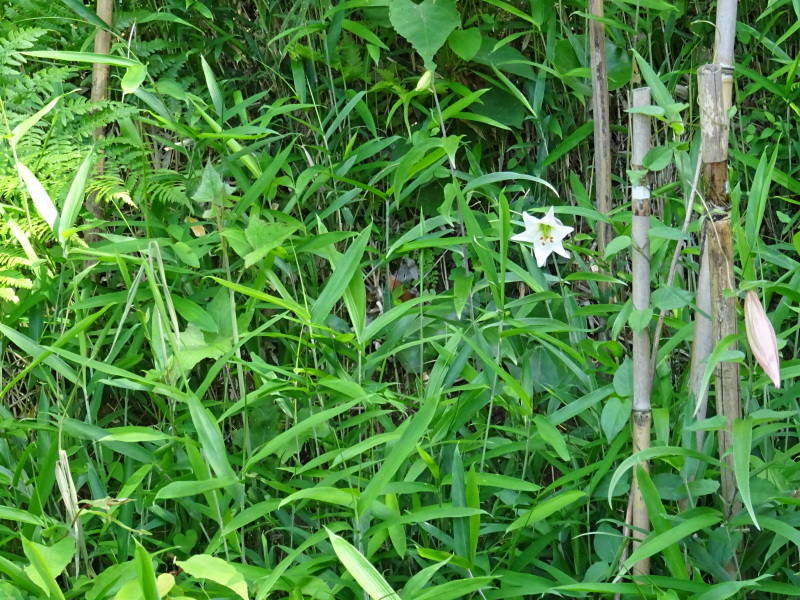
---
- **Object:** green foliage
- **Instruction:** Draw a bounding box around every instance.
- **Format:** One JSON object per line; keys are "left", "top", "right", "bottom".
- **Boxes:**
{"left": 0, "top": 0, "right": 799, "bottom": 599}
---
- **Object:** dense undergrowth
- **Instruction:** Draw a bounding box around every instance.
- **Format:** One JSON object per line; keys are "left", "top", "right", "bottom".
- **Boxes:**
{"left": 1, "top": 0, "right": 800, "bottom": 598}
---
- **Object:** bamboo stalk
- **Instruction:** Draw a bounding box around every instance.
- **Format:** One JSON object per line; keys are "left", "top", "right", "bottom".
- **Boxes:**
{"left": 589, "top": 0, "right": 613, "bottom": 259}
{"left": 86, "top": 0, "right": 114, "bottom": 245}
{"left": 698, "top": 64, "right": 742, "bottom": 520}
{"left": 629, "top": 87, "right": 652, "bottom": 577}
{"left": 714, "top": 0, "right": 738, "bottom": 110}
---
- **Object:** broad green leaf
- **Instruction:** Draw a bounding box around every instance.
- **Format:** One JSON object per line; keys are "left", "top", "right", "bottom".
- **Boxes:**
{"left": 629, "top": 308, "right": 654, "bottom": 333}
{"left": 171, "top": 296, "right": 218, "bottom": 333}
{"left": 609, "top": 447, "right": 721, "bottom": 507}
{"left": 200, "top": 55, "right": 225, "bottom": 116}
{"left": 22, "top": 536, "right": 73, "bottom": 600}
{"left": 121, "top": 63, "right": 147, "bottom": 94}
{"left": 414, "top": 577, "right": 495, "bottom": 600}
{"left": 448, "top": 28, "right": 482, "bottom": 61}
{"left": 601, "top": 397, "right": 631, "bottom": 442}
{"left": 651, "top": 286, "right": 694, "bottom": 310}
{"left": 603, "top": 235, "right": 631, "bottom": 259}
{"left": 643, "top": 146, "right": 673, "bottom": 171}
{"left": 279, "top": 487, "right": 358, "bottom": 509}
{"left": 543, "top": 121, "right": 594, "bottom": 168}
{"left": 176, "top": 555, "right": 247, "bottom": 600}
{"left": 389, "top": 0, "right": 460, "bottom": 71}
{"left": 222, "top": 499, "right": 281, "bottom": 535}
{"left": 172, "top": 241, "right": 200, "bottom": 267}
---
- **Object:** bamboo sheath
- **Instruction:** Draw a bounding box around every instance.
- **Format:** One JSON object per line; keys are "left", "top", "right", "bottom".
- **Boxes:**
{"left": 630, "top": 87, "right": 652, "bottom": 577}
{"left": 698, "top": 64, "right": 742, "bottom": 519}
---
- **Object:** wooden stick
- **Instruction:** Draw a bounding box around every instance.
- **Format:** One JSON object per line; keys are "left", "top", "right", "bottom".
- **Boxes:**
{"left": 86, "top": 0, "right": 114, "bottom": 245}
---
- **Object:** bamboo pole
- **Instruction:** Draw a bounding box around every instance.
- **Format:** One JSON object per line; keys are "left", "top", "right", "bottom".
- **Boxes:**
{"left": 86, "top": 0, "right": 114, "bottom": 245}
{"left": 714, "top": 0, "right": 738, "bottom": 111}
{"left": 629, "top": 87, "right": 652, "bottom": 577}
{"left": 698, "top": 64, "right": 741, "bottom": 520}
{"left": 589, "top": 0, "right": 612, "bottom": 260}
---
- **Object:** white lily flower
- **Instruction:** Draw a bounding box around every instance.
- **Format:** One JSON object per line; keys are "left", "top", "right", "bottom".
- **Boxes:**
{"left": 511, "top": 207, "right": 574, "bottom": 267}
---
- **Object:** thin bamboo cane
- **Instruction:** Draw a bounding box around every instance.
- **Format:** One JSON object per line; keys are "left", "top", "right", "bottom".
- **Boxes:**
{"left": 630, "top": 87, "right": 652, "bottom": 577}
{"left": 698, "top": 64, "right": 742, "bottom": 520}
{"left": 589, "top": 0, "right": 613, "bottom": 259}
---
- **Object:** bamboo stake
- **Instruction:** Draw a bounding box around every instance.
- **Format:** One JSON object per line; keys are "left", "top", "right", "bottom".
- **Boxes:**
{"left": 589, "top": 0, "right": 613, "bottom": 259}
{"left": 698, "top": 64, "right": 742, "bottom": 520}
{"left": 629, "top": 87, "right": 652, "bottom": 577}
{"left": 86, "top": 0, "right": 114, "bottom": 245}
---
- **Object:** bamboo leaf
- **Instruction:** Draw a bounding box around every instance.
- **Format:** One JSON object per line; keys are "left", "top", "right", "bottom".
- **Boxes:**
{"left": 624, "top": 510, "right": 721, "bottom": 570}
{"left": 507, "top": 490, "right": 586, "bottom": 532}
{"left": 311, "top": 227, "right": 371, "bottom": 326}
{"left": 328, "top": 529, "right": 402, "bottom": 600}
{"left": 357, "top": 394, "right": 438, "bottom": 517}
{"left": 733, "top": 418, "right": 758, "bottom": 529}
{"left": 58, "top": 148, "right": 95, "bottom": 242}
{"left": 134, "top": 539, "right": 159, "bottom": 600}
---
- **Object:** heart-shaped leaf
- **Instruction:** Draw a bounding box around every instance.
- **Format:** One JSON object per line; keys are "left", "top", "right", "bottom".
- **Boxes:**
{"left": 389, "top": 0, "right": 459, "bottom": 71}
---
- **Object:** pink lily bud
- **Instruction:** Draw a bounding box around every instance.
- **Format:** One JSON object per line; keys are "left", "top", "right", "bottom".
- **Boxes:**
{"left": 744, "top": 290, "right": 781, "bottom": 388}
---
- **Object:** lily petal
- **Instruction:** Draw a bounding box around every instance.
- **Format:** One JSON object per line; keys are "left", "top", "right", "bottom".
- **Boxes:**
{"left": 744, "top": 290, "right": 781, "bottom": 388}
{"left": 512, "top": 208, "right": 574, "bottom": 267}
